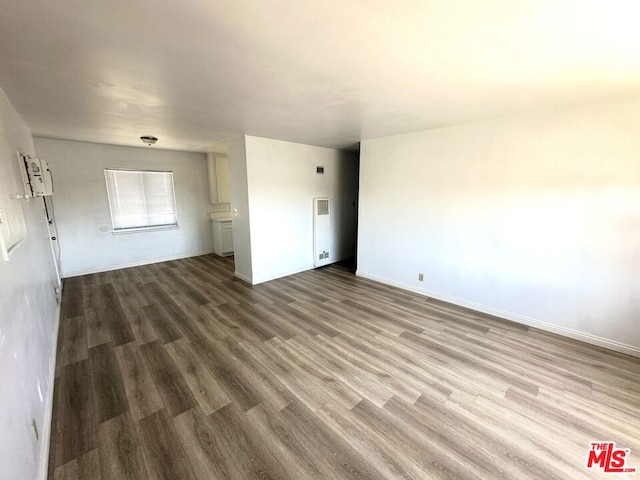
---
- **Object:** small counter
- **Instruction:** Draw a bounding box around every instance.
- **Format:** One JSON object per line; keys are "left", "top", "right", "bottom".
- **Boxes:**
{"left": 209, "top": 212, "right": 232, "bottom": 222}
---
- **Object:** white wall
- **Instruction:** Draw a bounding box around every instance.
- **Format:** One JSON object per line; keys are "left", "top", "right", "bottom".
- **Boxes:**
{"left": 358, "top": 95, "right": 640, "bottom": 355}
{"left": 229, "top": 135, "right": 359, "bottom": 284}
{"left": 0, "top": 89, "right": 60, "bottom": 480}
{"left": 227, "top": 136, "right": 253, "bottom": 282}
{"left": 246, "top": 136, "right": 358, "bottom": 283}
{"left": 34, "top": 138, "right": 213, "bottom": 277}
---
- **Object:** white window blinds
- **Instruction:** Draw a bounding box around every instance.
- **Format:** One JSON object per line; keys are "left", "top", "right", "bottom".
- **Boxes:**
{"left": 105, "top": 169, "right": 178, "bottom": 231}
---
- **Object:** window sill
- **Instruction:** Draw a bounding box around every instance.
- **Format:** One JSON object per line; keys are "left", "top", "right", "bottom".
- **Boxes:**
{"left": 112, "top": 225, "right": 179, "bottom": 235}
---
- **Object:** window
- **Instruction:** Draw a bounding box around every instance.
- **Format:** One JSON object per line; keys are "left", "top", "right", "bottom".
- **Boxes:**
{"left": 105, "top": 169, "right": 178, "bottom": 232}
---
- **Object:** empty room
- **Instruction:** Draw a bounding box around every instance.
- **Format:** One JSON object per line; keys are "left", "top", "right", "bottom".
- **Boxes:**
{"left": 1, "top": 1, "right": 639, "bottom": 479}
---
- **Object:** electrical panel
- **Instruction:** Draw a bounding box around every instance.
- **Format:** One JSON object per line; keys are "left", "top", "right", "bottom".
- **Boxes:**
{"left": 20, "top": 154, "right": 53, "bottom": 197}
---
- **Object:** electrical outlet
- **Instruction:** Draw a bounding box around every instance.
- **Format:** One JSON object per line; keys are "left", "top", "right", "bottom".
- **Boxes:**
{"left": 418, "top": 273, "right": 424, "bottom": 281}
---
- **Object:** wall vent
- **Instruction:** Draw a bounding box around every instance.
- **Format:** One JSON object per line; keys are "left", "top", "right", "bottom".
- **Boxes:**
{"left": 313, "top": 197, "right": 330, "bottom": 267}
{"left": 317, "top": 199, "right": 329, "bottom": 215}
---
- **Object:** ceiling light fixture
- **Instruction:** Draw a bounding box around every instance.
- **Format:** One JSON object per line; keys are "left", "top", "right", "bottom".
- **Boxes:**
{"left": 140, "top": 135, "right": 158, "bottom": 146}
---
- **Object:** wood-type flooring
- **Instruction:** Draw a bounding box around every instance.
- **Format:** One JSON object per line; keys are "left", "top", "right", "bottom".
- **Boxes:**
{"left": 48, "top": 254, "right": 640, "bottom": 479}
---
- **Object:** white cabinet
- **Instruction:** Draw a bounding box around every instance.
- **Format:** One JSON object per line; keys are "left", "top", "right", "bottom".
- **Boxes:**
{"left": 222, "top": 225, "right": 233, "bottom": 253}
{"left": 207, "top": 154, "right": 230, "bottom": 204}
{"left": 212, "top": 219, "right": 233, "bottom": 257}
{"left": 215, "top": 156, "right": 230, "bottom": 203}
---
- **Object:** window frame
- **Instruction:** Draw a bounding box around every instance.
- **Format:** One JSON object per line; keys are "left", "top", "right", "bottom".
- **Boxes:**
{"left": 104, "top": 168, "right": 179, "bottom": 234}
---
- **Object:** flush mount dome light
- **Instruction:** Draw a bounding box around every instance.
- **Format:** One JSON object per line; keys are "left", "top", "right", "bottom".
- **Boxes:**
{"left": 140, "top": 135, "right": 158, "bottom": 145}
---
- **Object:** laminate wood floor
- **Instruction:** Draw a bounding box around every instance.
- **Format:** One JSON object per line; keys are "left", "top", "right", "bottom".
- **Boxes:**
{"left": 49, "top": 254, "right": 640, "bottom": 479}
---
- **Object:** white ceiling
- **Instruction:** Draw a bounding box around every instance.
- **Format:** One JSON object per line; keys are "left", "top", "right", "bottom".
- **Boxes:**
{"left": 0, "top": 0, "right": 639, "bottom": 153}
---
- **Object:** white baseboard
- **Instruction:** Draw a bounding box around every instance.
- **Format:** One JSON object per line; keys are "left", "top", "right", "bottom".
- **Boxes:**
{"left": 234, "top": 271, "right": 253, "bottom": 284}
{"left": 356, "top": 270, "right": 640, "bottom": 359}
{"left": 63, "top": 250, "right": 215, "bottom": 278}
{"left": 251, "top": 264, "right": 314, "bottom": 285}
{"left": 38, "top": 301, "right": 62, "bottom": 480}
{"left": 237, "top": 254, "right": 354, "bottom": 286}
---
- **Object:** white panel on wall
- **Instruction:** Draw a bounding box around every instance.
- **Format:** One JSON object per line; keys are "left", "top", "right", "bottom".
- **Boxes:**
{"left": 0, "top": 152, "right": 27, "bottom": 260}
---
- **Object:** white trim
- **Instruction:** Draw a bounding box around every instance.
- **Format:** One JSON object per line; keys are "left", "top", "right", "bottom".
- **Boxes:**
{"left": 63, "top": 250, "right": 214, "bottom": 278}
{"left": 234, "top": 271, "right": 253, "bottom": 284}
{"left": 251, "top": 264, "right": 314, "bottom": 285}
{"left": 38, "top": 300, "right": 62, "bottom": 480}
{"left": 1, "top": 235, "right": 27, "bottom": 262}
{"left": 356, "top": 270, "right": 640, "bottom": 359}
{"left": 111, "top": 224, "right": 179, "bottom": 235}
{"left": 249, "top": 254, "right": 354, "bottom": 285}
